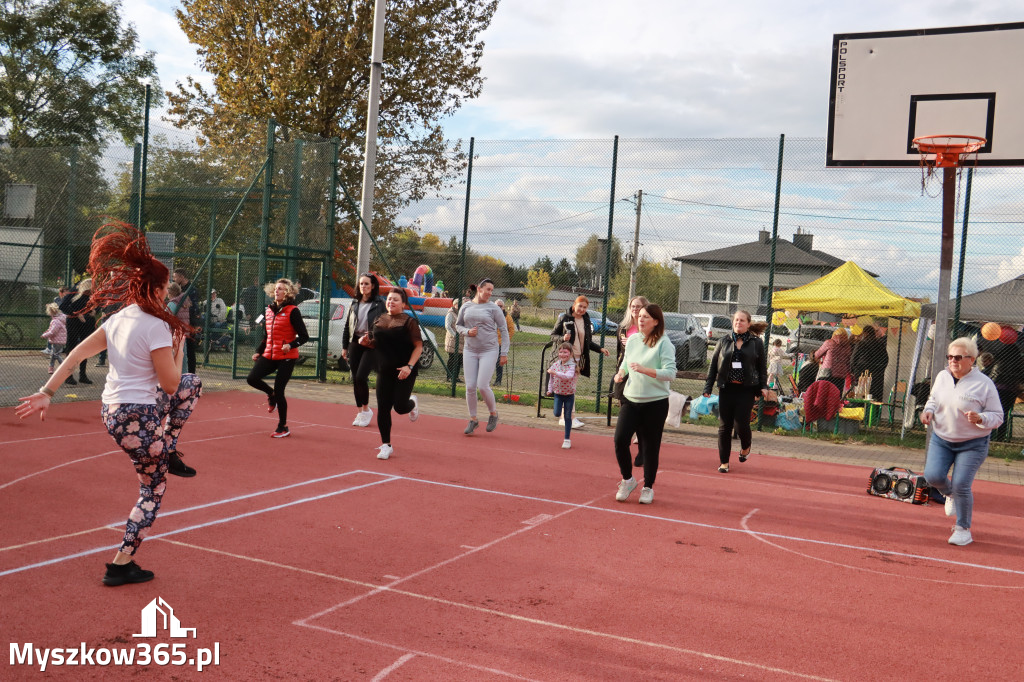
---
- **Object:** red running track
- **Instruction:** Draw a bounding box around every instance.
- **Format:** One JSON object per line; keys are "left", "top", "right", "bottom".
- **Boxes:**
{"left": 2, "top": 391, "right": 1023, "bottom": 680}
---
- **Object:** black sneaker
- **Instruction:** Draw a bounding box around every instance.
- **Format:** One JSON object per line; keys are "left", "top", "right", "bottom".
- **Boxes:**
{"left": 103, "top": 560, "right": 155, "bottom": 586}
{"left": 78, "top": 375, "right": 93, "bottom": 385}
{"left": 168, "top": 452, "right": 197, "bottom": 477}
{"left": 64, "top": 376, "right": 77, "bottom": 385}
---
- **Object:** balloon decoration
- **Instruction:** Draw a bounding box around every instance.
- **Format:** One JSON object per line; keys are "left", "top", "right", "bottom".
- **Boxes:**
{"left": 410, "top": 264, "right": 434, "bottom": 295}
{"left": 850, "top": 325, "right": 863, "bottom": 336}
{"left": 911, "top": 319, "right": 920, "bottom": 332}
{"left": 785, "top": 309, "right": 798, "bottom": 319}
{"left": 771, "top": 311, "right": 786, "bottom": 325}
{"left": 1000, "top": 326, "right": 1018, "bottom": 345}
{"left": 785, "top": 318, "right": 800, "bottom": 331}
{"left": 981, "top": 322, "right": 1001, "bottom": 341}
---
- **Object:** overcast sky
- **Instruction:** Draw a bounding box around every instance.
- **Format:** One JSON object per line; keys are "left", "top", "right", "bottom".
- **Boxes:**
{"left": 131, "top": 1, "right": 1023, "bottom": 139}
{"left": 124, "top": 2, "right": 1024, "bottom": 297}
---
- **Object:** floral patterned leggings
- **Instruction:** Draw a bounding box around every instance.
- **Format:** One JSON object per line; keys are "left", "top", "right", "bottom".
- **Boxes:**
{"left": 100, "top": 374, "right": 203, "bottom": 556}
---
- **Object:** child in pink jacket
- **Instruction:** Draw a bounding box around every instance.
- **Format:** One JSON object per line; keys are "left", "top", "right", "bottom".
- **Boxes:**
{"left": 41, "top": 303, "right": 67, "bottom": 374}
{"left": 547, "top": 342, "right": 579, "bottom": 449}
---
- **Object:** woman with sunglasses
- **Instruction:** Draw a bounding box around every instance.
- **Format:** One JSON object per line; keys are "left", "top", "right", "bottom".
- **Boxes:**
{"left": 342, "top": 273, "right": 386, "bottom": 427}
{"left": 921, "top": 338, "right": 1003, "bottom": 546}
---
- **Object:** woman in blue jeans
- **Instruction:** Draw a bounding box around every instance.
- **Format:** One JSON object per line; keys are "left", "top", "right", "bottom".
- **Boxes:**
{"left": 921, "top": 337, "right": 1003, "bottom": 547}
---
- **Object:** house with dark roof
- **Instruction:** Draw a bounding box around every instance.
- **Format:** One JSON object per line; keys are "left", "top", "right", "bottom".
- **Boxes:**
{"left": 672, "top": 229, "right": 866, "bottom": 315}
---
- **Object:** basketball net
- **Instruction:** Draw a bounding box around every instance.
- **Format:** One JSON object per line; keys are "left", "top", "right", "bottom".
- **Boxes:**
{"left": 913, "top": 134, "right": 985, "bottom": 198}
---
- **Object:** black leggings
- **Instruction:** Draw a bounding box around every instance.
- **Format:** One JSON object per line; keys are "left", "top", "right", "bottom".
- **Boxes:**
{"left": 348, "top": 344, "right": 376, "bottom": 407}
{"left": 375, "top": 365, "right": 417, "bottom": 444}
{"left": 614, "top": 397, "right": 669, "bottom": 488}
{"left": 247, "top": 357, "right": 296, "bottom": 429}
{"left": 717, "top": 383, "right": 758, "bottom": 464}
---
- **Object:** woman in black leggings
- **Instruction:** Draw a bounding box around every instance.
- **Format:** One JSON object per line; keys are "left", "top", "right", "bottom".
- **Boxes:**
{"left": 247, "top": 279, "right": 309, "bottom": 438}
{"left": 342, "top": 273, "right": 385, "bottom": 427}
{"left": 364, "top": 288, "right": 422, "bottom": 460}
{"left": 703, "top": 309, "right": 769, "bottom": 473}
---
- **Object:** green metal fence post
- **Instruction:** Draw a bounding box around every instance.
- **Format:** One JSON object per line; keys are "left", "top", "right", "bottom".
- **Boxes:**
{"left": 953, "top": 167, "right": 974, "bottom": 338}
{"left": 232, "top": 252, "right": 241, "bottom": 379}
{"left": 286, "top": 140, "right": 303, "bottom": 281}
{"left": 258, "top": 118, "right": 277, "bottom": 292}
{"left": 758, "top": 133, "right": 785, "bottom": 429}
{"left": 452, "top": 137, "right": 474, "bottom": 397}
{"left": 138, "top": 84, "right": 151, "bottom": 229}
{"left": 129, "top": 143, "right": 142, "bottom": 228}
{"left": 320, "top": 137, "right": 340, "bottom": 382}
{"left": 65, "top": 146, "right": 79, "bottom": 287}
{"left": 595, "top": 135, "right": 619, "bottom": 414}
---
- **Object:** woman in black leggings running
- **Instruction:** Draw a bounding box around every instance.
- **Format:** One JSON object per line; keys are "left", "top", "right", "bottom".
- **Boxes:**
{"left": 364, "top": 288, "right": 422, "bottom": 460}
{"left": 342, "top": 273, "right": 385, "bottom": 427}
{"left": 247, "top": 279, "right": 309, "bottom": 438}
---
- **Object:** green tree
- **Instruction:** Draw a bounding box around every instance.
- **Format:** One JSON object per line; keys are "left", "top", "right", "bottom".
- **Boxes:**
{"left": 0, "top": 0, "right": 159, "bottom": 146}
{"left": 170, "top": 0, "right": 498, "bottom": 268}
{"left": 575, "top": 235, "right": 623, "bottom": 288}
{"left": 523, "top": 268, "right": 553, "bottom": 307}
{"left": 609, "top": 257, "right": 679, "bottom": 312}
{"left": 550, "top": 257, "right": 577, "bottom": 288}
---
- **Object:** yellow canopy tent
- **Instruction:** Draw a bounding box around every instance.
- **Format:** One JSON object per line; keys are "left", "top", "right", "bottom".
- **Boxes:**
{"left": 771, "top": 261, "right": 921, "bottom": 318}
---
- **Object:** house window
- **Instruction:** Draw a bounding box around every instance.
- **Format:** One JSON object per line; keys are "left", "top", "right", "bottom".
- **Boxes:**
{"left": 702, "top": 282, "right": 738, "bottom": 304}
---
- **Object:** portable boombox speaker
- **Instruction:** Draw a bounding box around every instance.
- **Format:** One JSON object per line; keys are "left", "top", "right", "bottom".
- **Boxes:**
{"left": 867, "top": 467, "right": 931, "bottom": 504}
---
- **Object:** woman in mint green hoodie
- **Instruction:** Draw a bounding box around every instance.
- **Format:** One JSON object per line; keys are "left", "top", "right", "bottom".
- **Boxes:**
{"left": 611, "top": 304, "right": 676, "bottom": 505}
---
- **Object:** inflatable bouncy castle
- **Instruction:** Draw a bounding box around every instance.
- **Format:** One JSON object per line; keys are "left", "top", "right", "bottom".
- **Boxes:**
{"left": 338, "top": 263, "right": 452, "bottom": 327}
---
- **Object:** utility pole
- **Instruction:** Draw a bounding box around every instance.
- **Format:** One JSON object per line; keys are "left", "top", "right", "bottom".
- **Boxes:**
{"left": 627, "top": 189, "right": 642, "bottom": 302}
{"left": 354, "top": 0, "right": 386, "bottom": 278}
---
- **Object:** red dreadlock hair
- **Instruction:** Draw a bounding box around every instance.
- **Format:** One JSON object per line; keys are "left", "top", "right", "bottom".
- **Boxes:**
{"left": 85, "top": 220, "right": 193, "bottom": 343}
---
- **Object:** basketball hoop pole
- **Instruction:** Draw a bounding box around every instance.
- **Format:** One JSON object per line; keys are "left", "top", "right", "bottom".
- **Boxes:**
{"left": 930, "top": 167, "right": 956, "bottom": 383}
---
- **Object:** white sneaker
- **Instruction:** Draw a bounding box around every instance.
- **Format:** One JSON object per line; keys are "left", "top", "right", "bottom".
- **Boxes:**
{"left": 571, "top": 418, "right": 585, "bottom": 429}
{"left": 944, "top": 494, "right": 955, "bottom": 517}
{"left": 354, "top": 410, "right": 373, "bottom": 427}
{"left": 615, "top": 477, "right": 638, "bottom": 502}
{"left": 376, "top": 444, "right": 393, "bottom": 460}
{"left": 558, "top": 417, "right": 565, "bottom": 426}
{"left": 352, "top": 412, "right": 364, "bottom": 426}
{"left": 409, "top": 395, "right": 419, "bottom": 422}
{"left": 639, "top": 487, "right": 654, "bottom": 504}
{"left": 561, "top": 439, "right": 571, "bottom": 449}
{"left": 948, "top": 525, "right": 972, "bottom": 546}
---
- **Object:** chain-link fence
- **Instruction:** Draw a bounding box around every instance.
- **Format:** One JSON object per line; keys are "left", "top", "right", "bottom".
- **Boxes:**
{"left": 3, "top": 125, "right": 1022, "bottom": 443}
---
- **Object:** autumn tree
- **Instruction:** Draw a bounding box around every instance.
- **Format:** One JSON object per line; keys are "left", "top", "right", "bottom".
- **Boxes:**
{"left": 0, "top": 0, "right": 158, "bottom": 146}
{"left": 169, "top": 0, "right": 498, "bottom": 275}
{"left": 523, "top": 269, "right": 553, "bottom": 308}
{"left": 608, "top": 257, "right": 679, "bottom": 312}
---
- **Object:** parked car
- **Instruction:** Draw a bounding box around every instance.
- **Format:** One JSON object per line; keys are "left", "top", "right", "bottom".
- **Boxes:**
{"left": 691, "top": 313, "right": 733, "bottom": 343}
{"left": 750, "top": 315, "right": 797, "bottom": 348}
{"left": 590, "top": 312, "right": 619, "bottom": 334}
{"left": 296, "top": 298, "right": 437, "bottom": 372}
{"left": 785, "top": 323, "right": 836, "bottom": 355}
{"left": 662, "top": 312, "right": 709, "bottom": 369}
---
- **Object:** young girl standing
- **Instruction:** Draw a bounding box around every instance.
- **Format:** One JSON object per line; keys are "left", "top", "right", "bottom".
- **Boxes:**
{"left": 766, "top": 338, "right": 790, "bottom": 391}
{"left": 41, "top": 303, "right": 66, "bottom": 374}
{"left": 546, "top": 342, "right": 578, "bottom": 449}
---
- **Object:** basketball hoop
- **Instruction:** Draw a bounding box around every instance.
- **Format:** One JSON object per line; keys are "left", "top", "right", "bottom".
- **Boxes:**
{"left": 912, "top": 134, "right": 986, "bottom": 168}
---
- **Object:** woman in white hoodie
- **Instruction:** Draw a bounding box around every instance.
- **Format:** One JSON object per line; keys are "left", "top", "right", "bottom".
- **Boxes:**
{"left": 921, "top": 337, "right": 1003, "bottom": 547}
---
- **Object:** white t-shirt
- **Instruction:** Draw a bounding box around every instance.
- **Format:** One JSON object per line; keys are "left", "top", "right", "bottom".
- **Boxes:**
{"left": 101, "top": 305, "right": 173, "bottom": 405}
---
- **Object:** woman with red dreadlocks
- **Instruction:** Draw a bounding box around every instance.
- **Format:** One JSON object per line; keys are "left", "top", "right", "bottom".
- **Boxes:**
{"left": 16, "top": 221, "right": 203, "bottom": 587}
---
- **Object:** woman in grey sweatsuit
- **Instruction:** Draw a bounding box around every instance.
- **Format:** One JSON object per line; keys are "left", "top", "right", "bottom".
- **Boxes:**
{"left": 455, "top": 278, "right": 509, "bottom": 434}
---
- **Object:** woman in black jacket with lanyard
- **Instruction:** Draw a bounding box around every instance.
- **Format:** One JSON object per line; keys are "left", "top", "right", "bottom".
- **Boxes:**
{"left": 550, "top": 295, "right": 610, "bottom": 429}
{"left": 703, "top": 310, "right": 769, "bottom": 473}
{"left": 341, "top": 273, "right": 386, "bottom": 427}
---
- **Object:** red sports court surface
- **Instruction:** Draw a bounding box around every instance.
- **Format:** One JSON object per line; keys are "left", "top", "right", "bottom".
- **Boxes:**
{"left": 2, "top": 391, "right": 1023, "bottom": 680}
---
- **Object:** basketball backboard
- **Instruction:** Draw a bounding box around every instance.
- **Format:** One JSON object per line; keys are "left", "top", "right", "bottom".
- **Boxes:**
{"left": 826, "top": 22, "right": 1024, "bottom": 167}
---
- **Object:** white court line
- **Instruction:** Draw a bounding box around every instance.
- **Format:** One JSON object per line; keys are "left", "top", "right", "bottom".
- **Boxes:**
{"left": 739, "top": 508, "right": 1024, "bottom": 589}
{"left": 0, "top": 470, "right": 369, "bottom": 553}
{"left": 296, "top": 495, "right": 603, "bottom": 623}
{"left": 0, "top": 475, "right": 398, "bottom": 578}
{"left": 0, "top": 414, "right": 257, "bottom": 447}
{"left": 379, "top": 471, "right": 1024, "bottom": 578}
{"left": 371, "top": 653, "right": 417, "bottom": 681}
{"left": 0, "top": 421, "right": 297, "bottom": 491}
